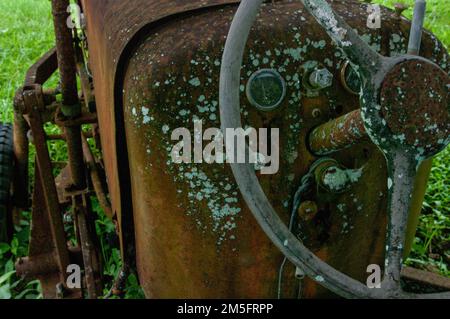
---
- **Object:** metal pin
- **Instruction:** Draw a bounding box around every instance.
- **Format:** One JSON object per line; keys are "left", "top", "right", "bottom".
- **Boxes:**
{"left": 295, "top": 267, "right": 306, "bottom": 280}
{"left": 407, "top": 0, "right": 426, "bottom": 55}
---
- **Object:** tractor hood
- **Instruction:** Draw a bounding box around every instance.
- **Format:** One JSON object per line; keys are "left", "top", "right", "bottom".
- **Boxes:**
{"left": 81, "top": 0, "right": 240, "bottom": 256}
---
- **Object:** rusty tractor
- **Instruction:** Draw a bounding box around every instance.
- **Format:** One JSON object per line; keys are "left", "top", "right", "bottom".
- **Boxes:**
{"left": 0, "top": 0, "right": 449, "bottom": 298}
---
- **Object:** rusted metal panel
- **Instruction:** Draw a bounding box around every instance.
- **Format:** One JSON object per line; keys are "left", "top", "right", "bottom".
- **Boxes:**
{"left": 380, "top": 60, "right": 449, "bottom": 155}
{"left": 79, "top": 0, "right": 449, "bottom": 298}
{"left": 118, "top": 1, "right": 448, "bottom": 298}
{"left": 83, "top": 0, "right": 242, "bottom": 66}
{"left": 22, "top": 90, "right": 71, "bottom": 283}
{"left": 80, "top": 0, "right": 241, "bottom": 259}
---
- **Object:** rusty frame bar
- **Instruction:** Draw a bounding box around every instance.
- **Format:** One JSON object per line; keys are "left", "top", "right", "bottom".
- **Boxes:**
{"left": 51, "top": 0, "right": 78, "bottom": 106}
{"left": 24, "top": 48, "right": 58, "bottom": 87}
{"left": 21, "top": 89, "right": 71, "bottom": 285}
{"left": 82, "top": 135, "right": 113, "bottom": 218}
{"left": 13, "top": 48, "right": 60, "bottom": 211}
{"left": 55, "top": 112, "right": 98, "bottom": 127}
{"left": 75, "top": 194, "right": 103, "bottom": 298}
{"left": 12, "top": 111, "right": 29, "bottom": 210}
{"left": 12, "top": 7, "right": 107, "bottom": 296}
{"left": 13, "top": 45, "right": 72, "bottom": 297}
{"left": 15, "top": 165, "right": 81, "bottom": 299}
{"left": 16, "top": 253, "right": 59, "bottom": 278}
{"left": 64, "top": 128, "right": 86, "bottom": 189}
{"left": 47, "top": 130, "right": 94, "bottom": 141}
{"left": 51, "top": 0, "right": 86, "bottom": 190}
{"left": 75, "top": 41, "right": 96, "bottom": 113}
{"left": 402, "top": 267, "right": 450, "bottom": 291}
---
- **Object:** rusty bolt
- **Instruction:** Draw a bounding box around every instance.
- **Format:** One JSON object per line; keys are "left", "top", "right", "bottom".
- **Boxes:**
{"left": 394, "top": 3, "right": 409, "bottom": 18}
{"left": 298, "top": 200, "right": 318, "bottom": 221}
{"left": 320, "top": 166, "right": 351, "bottom": 193}
{"left": 312, "top": 108, "right": 322, "bottom": 118}
{"left": 309, "top": 68, "right": 333, "bottom": 90}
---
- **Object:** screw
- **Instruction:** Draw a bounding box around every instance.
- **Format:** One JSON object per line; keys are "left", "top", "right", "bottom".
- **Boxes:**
{"left": 298, "top": 200, "right": 318, "bottom": 221}
{"left": 312, "top": 108, "right": 322, "bottom": 118}
{"left": 321, "top": 166, "right": 350, "bottom": 193}
{"left": 309, "top": 68, "right": 333, "bottom": 89}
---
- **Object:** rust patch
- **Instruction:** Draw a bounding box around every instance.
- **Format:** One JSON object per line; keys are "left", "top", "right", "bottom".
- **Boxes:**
{"left": 380, "top": 60, "right": 449, "bottom": 155}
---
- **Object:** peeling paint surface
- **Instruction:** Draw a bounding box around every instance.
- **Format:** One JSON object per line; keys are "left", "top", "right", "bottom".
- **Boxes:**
{"left": 115, "top": 1, "right": 450, "bottom": 298}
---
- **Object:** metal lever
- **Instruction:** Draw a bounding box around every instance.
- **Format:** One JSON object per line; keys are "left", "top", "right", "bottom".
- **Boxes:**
{"left": 407, "top": 0, "right": 426, "bottom": 55}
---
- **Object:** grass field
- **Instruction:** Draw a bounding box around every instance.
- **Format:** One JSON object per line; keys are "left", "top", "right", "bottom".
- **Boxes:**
{"left": 0, "top": 0, "right": 449, "bottom": 298}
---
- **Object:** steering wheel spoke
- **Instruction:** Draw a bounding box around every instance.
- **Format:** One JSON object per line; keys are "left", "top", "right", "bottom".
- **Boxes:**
{"left": 301, "top": 0, "right": 384, "bottom": 76}
{"left": 381, "top": 151, "right": 418, "bottom": 294}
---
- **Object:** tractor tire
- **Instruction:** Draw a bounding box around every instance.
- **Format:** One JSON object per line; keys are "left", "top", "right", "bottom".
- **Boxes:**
{"left": 0, "top": 123, "right": 14, "bottom": 243}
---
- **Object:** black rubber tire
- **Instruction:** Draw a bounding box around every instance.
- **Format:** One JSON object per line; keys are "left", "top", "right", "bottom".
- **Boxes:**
{"left": 0, "top": 122, "right": 14, "bottom": 243}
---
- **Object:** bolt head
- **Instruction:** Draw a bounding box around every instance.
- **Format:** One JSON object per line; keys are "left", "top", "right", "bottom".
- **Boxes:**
{"left": 298, "top": 200, "right": 318, "bottom": 221}
{"left": 312, "top": 108, "right": 322, "bottom": 118}
{"left": 309, "top": 68, "right": 333, "bottom": 89}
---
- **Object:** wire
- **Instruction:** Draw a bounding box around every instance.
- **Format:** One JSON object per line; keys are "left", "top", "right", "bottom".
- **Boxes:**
{"left": 277, "top": 157, "right": 333, "bottom": 299}
{"left": 277, "top": 178, "right": 309, "bottom": 299}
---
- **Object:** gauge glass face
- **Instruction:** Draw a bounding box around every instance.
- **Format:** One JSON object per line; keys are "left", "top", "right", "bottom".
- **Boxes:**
{"left": 246, "top": 69, "right": 286, "bottom": 111}
{"left": 344, "top": 63, "right": 362, "bottom": 95}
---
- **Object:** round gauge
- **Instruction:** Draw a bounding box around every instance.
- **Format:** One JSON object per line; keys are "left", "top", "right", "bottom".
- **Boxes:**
{"left": 246, "top": 69, "right": 286, "bottom": 111}
{"left": 340, "top": 61, "right": 362, "bottom": 95}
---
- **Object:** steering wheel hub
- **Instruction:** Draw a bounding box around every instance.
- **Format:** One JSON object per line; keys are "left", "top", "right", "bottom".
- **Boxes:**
{"left": 380, "top": 59, "right": 449, "bottom": 156}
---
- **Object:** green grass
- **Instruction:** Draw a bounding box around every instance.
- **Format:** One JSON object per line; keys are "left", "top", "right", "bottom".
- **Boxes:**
{"left": 0, "top": 0, "right": 449, "bottom": 298}
{"left": 0, "top": 0, "right": 55, "bottom": 122}
{"left": 0, "top": 0, "right": 144, "bottom": 299}
{"left": 0, "top": 0, "right": 55, "bottom": 300}
{"left": 376, "top": 0, "right": 450, "bottom": 49}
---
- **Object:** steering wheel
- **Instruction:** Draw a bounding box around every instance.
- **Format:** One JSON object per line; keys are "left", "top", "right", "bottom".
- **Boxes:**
{"left": 219, "top": 0, "right": 450, "bottom": 298}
